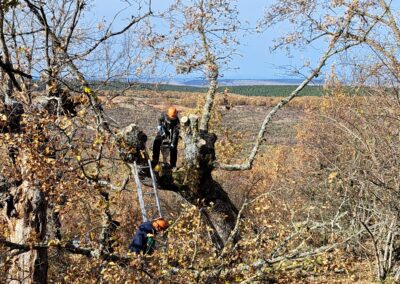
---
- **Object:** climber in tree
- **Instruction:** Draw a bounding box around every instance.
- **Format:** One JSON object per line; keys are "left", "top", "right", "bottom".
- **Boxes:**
{"left": 128, "top": 218, "right": 169, "bottom": 254}
{"left": 152, "top": 106, "right": 180, "bottom": 168}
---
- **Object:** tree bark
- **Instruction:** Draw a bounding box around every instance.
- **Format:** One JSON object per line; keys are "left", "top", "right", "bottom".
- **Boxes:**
{"left": 6, "top": 182, "right": 48, "bottom": 284}
{"left": 178, "top": 115, "right": 238, "bottom": 249}
{"left": 1, "top": 147, "right": 48, "bottom": 283}
{"left": 199, "top": 69, "right": 218, "bottom": 133}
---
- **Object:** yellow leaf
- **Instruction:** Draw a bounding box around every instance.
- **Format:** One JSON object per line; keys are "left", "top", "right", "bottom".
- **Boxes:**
{"left": 48, "top": 239, "right": 60, "bottom": 246}
{"left": 76, "top": 155, "right": 81, "bottom": 162}
{"left": 77, "top": 109, "right": 87, "bottom": 117}
{"left": 84, "top": 86, "right": 92, "bottom": 94}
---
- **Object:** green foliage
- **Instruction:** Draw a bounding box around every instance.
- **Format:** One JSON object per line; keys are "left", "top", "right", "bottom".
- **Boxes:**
{"left": 222, "top": 85, "right": 323, "bottom": 97}
{"left": 95, "top": 81, "right": 323, "bottom": 97}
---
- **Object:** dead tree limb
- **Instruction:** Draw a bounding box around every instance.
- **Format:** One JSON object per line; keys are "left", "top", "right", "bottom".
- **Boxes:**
{"left": 0, "top": 238, "right": 130, "bottom": 263}
{"left": 239, "top": 229, "right": 366, "bottom": 284}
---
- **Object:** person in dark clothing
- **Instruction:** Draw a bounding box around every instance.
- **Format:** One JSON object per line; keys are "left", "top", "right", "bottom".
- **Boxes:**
{"left": 128, "top": 218, "right": 169, "bottom": 254}
{"left": 152, "top": 107, "right": 180, "bottom": 168}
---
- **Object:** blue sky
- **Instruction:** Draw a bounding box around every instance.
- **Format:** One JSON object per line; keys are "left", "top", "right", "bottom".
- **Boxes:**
{"left": 90, "top": 1, "right": 326, "bottom": 80}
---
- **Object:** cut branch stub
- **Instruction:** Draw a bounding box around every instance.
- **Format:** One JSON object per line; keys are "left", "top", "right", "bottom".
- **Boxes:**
{"left": 181, "top": 115, "right": 200, "bottom": 169}
{"left": 179, "top": 114, "right": 238, "bottom": 249}
{"left": 181, "top": 115, "right": 216, "bottom": 172}
{"left": 116, "top": 123, "right": 148, "bottom": 163}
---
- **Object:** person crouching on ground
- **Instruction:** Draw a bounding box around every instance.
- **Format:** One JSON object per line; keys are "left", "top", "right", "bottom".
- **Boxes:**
{"left": 152, "top": 106, "right": 180, "bottom": 169}
{"left": 128, "top": 218, "right": 169, "bottom": 255}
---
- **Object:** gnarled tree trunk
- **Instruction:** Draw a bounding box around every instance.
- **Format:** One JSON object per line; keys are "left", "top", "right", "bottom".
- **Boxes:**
{"left": 5, "top": 181, "right": 48, "bottom": 284}
{"left": 1, "top": 145, "right": 48, "bottom": 283}
{"left": 121, "top": 117, "right": 238, "bottom": 249}
{"left": 178, "top": 115, "right": 238, "bottom": 249}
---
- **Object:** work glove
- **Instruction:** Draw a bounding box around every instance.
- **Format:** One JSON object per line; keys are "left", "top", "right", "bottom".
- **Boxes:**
{"left": 157, "top": 126, "right": 166, "bottom": 137}
{"left": 145, "top": 234, "right": 155, "bottom": 254}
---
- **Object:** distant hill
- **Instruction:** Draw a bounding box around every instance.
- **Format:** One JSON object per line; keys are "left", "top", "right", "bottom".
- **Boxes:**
{"left": 174, "top": 78, "right": 324, "bottom": 87}
{"left": 110, "top": 82, "right": 324, "bottom": 97}
{"left": 32, "top": 78, "right": 324, "bottom": 96}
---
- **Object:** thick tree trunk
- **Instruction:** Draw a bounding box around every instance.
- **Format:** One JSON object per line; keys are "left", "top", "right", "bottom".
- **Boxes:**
{"left": 178, "top": 115, "right": 238, "bottom": 248}
{"left": 1, "top": 148, "right": 48, "bottom": 283}
{"left": 118, "top": 120, "right": 238, "bottom": 249}
{"left": 99, "top": 190, "right": 120, "bottom": 254}
{"left": 199, "top": 70, "right": 218, "bottom": 132}
{"left": 6, "top": 182, "right": 48, "bottom": 284}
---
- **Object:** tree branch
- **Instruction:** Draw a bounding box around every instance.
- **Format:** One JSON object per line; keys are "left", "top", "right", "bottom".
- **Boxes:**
{"left": 73, "top": 11, "right": 151, "bottom": 59}
{"left": 198, "top": 0, "right": 219, "bottom": 132}
{"left": 239, "top": 229, "right": 365, "bottom": 284}
{"left": 217, "top": 40, "right": 360, "bottom": 171}
{"left": 0, "top": 238, "right": 130, "bottom": 263}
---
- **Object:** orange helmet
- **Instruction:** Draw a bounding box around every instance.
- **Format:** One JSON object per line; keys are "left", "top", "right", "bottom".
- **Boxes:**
{"left": 167, "top": 107, "right": 178, "bottom": 120}
{"left": 152, "top": 218, "right": 169, "bottom": 231}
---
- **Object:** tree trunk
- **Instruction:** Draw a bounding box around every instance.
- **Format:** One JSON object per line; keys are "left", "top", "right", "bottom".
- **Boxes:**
{"left": 178, "top": 115, "right": 238, "bottom": 249}
{"left": 6, "top": 182, "right": 48, "bottom": 284}
{"left": 118, "top": 120, "right": 238, "bottom": 249}
{"left": 2, "top": 149, "right": 48, "bottom": 283}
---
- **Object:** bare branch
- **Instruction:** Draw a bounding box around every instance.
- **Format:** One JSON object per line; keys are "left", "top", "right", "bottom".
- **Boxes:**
{"left": 0, "top": 237, "right": 130, "bottom": 263}
{"left": 239, "top": 229, "right": 365, "bottom": 284}
{"left": 73, "top": 11, "right": 152, "bottom": 59}
{"left": 217, "top": 40, "right": 360, "bottom": 171}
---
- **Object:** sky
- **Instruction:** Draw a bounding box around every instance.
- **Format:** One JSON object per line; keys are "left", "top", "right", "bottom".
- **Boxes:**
{"left": 89, "top": 0, "right": 327, "bottom": 80}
